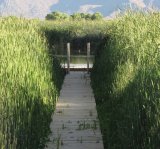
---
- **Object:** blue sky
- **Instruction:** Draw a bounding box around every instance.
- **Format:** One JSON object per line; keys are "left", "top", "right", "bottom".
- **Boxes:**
{"left": 0, "top": 0, "right": 159, "bottom": 18}
{"left": 50, "top": 0, "right": 159, "bottom": 18}
{"left": 51, "top": 0, "right": 128, "bottom": 16}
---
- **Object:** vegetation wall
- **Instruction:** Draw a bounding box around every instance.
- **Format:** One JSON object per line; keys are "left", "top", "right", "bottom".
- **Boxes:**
{"left": 0, "top": 17, "right": 64, "bottom": 149}
{"left": 91, "top": 11, "right": 160, "bottom": 149}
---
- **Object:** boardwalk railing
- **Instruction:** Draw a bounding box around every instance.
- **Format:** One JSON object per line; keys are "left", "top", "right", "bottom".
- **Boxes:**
{"left": 53, "top": 42, "right": 95, "bottom": 73}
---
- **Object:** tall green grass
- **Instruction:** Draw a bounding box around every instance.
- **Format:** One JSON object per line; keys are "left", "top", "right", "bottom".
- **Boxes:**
{"left": 0, "top": 17, "right": 64, "bottom": 149}
{"left": 91, "top": 11, "right": 160, "bottom": 149}
{"left": 2, "top": 12, "right": 159, "bottom": 149}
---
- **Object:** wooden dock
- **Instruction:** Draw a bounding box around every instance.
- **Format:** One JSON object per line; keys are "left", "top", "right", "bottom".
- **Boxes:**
{"left": 45, "top": 71, "right": 104, "bottom": 149}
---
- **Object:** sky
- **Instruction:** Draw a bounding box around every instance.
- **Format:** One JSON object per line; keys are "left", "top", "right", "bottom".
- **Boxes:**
{"left": 0, "top": 0, "right": 159, "bottom": 19}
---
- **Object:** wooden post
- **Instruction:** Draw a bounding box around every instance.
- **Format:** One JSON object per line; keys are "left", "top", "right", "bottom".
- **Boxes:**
{"left": 59, "top": 37, "right": 64, "bottom": 55}
{"left": 87, "top": 42, "right": 90, "bottom": 74}
{"left": 67, "top": 43, "right": 70, "bottom": 73}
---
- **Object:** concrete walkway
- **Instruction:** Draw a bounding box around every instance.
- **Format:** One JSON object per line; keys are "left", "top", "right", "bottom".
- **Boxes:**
{"left": 45, "top": 71, "right": 104, "bottom": 149}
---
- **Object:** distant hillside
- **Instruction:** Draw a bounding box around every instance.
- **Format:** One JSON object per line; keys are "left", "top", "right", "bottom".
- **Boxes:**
{"left": 0, "top": 0, "right": 58, "bottom": 18}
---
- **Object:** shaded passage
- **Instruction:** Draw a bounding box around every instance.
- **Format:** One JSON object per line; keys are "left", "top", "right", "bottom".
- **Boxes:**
{"left": 45, "top": 71, "right": 104, "bottom": 149}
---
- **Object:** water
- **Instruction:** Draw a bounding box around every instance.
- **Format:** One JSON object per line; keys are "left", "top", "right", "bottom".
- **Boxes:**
{"left": 56, "top": 55, "right": 94, "bottom": 69}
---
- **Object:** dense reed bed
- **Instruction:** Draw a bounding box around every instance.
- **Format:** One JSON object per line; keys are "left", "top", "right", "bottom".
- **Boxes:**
{"left": 1, "top": 10, "right": 160, "bottom": 149}
{"left": 0, "top": 17, "right": 64, "bottom": 149}
{"left": 91, "top": 11, "right": 160, "bottom": 149}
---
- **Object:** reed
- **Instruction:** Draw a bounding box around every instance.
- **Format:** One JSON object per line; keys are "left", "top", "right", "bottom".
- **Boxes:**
{"left": 91, "top": 11, "right": 160, "bottom": 149}
{"left": 0, "top": 17, "right": 64, "bottom": 149}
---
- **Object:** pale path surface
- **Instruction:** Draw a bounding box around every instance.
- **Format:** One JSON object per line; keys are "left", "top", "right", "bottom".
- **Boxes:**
{"left": 45, "top": 71, "right": 104, "bottom": 149}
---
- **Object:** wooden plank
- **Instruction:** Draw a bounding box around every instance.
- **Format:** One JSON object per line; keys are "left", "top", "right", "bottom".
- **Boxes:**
{"left": 52, "top": 55, "right": 95, "bottom": 58}
{"left": 87, "top": 43, "right": 91, "bottom": 73}
{"left": 45, "top": 72, "right": 104, "bottom": 149}
{"left": 67, "top": 43, "right": 70, "bottom": 73}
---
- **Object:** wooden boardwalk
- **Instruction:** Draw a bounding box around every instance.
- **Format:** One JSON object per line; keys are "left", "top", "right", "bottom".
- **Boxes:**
{"left": 45, "top": 71, "right": 104, "bottom": 149}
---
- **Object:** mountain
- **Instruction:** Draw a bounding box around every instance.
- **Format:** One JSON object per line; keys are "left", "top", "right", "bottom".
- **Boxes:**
{"left": 0, "top": 0, "right": 159, "bottom": 19}
{"left": 0, "top": 0, "right": 59, "bottom": 18}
